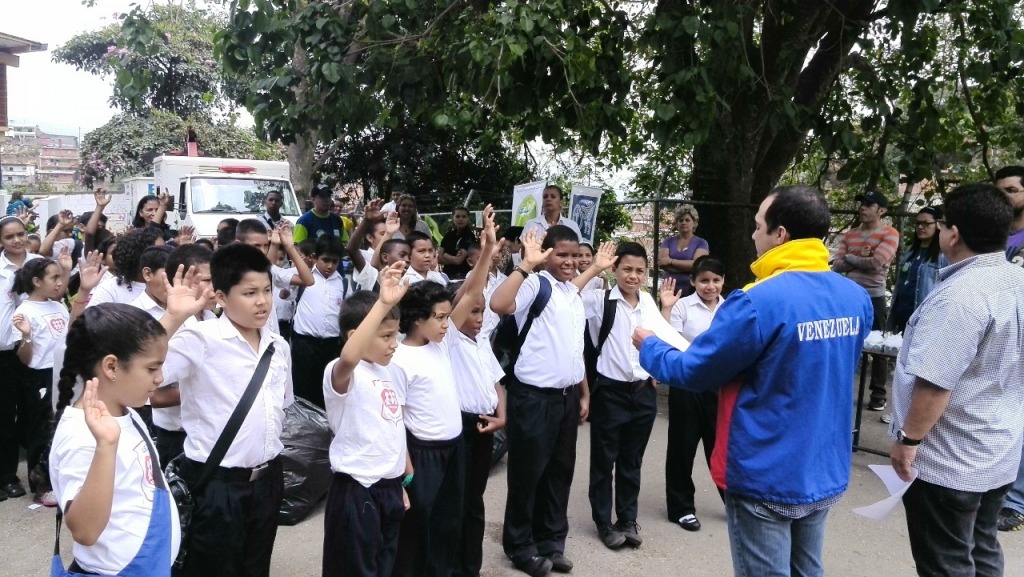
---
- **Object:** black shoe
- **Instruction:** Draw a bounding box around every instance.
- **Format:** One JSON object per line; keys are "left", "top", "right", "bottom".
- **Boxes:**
{"left": 867, "top": 398, "right": 886, "bottom": 411}
{"left": 547, "top": 553, "right": 573, "bottom": 573}
{"left": 677, "top": 514, "right": 701, "bottom": 532}
{"left": 0, "top": 487, "right": 7, "bottom": 502}
{"left": 513, "top": 555, "right": 553, "bottom": 577}
{"left": 998, "top": 508, "right": 1024, "bottom": 532}
{"left": 1, "top": 481, "right": 26, "bottom": 498}
{"left": 598, "top": 524, "right": 626, "bottom": 549}
{"left": 614, "top": 520, "right": 642, "bottom": 547}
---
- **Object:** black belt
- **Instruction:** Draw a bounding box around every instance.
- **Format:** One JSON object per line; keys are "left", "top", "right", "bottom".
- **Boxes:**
{"left": 184, "top": 456, "right": 277, "bottom": 482}
{"left": 596, "top": 374, "right": 650, "bottom": 393}
{"left": 516, "top": 381, "right": 577, "bottom": 396}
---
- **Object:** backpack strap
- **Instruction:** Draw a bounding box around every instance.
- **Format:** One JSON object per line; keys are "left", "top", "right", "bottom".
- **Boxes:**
{"left": 595, "top": 289, "right": 617, "bottom": 357}
{"left": 511, "top": 275, "right": 552, "bottom": 365}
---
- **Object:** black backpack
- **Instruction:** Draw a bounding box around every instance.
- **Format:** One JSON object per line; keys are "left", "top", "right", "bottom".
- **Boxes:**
{"left": 583, "top": 289, "right": 617, "bottom": 387}
{"left": 490, "top": 275, "right": 552, "bottom": 379}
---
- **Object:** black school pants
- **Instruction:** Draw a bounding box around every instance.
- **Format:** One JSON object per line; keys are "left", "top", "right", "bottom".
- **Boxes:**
{"left": 290, "top": 333, "right": 342, "bottom": 408}
{"left": 665, "top": 387, "right": 721, "bottom": 520}
{"left": 323, "top": 472, "right": 405, "bottom": 577}
{"left": 394, "top": 433, "right": 464, "bottom": 577}
{"left": 179, "top": 456, "right": 284, "bottom": 577}
{"left": 588, "top": 375, "right": 657, "bottom": 527}
{"left": 154, "top": 427, "right": 186, "bottom": 466}
{"left": 502, "top": 380, "right": 579, "bottom": 565}
{"left": 457, "top": 412, "right": 495, "bottom": 577}
{"left": 0, "top": 349, "right": 30, "bottom": 484}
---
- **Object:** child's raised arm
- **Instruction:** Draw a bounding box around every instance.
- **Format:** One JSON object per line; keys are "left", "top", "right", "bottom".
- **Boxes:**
{"left": 572, "top": 241, "right": 616, "bottom": 292}
{"left": 158, "top": 265, "right": 216, "bottom": 336}
{"left": 331, "top": 262, "right": 410, "bottom": 394}
{"left": 452, "top": 205, "right": 499, "bottom": 328}
{"left": 490, "top": 229, "right": 550, "bottom": 315}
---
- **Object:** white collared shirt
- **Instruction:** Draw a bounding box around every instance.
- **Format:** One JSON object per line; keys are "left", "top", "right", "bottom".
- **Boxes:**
{"left": 404, "top": 267, "right": 447, "bottom": 286}
{"left": 293, "top": 267, "right": 345, "bottom": 338}
{"left": 466, "top": 268, "right": 508, "bottom": 341}
{"left": 147, "top": 309, "right": 217, "bottom": 432}
{"left": 511, "top": 270, "right": 586, "bottom": 388}
{"left": 129, "top": 290, "right": 164, "bottom": 321}
{"left": 670, "top": 292, "right": 723, "bottom": 343}
{"left": 86, "top": 275, "right": 147, "bottom": 308}
{"left": 582, "top": 287, "right": 657, "bottom": 382}
{"left": 522, "top": 216, "right": 583, "bottom": 241}
{"left": 353, "top": 248, "right": 378, "bottom": 292}
{"left": 450, "top": 329, "right": 504, "bottom": 415}
{"left": 161, "top": 314, "right": 294, "bottom": 468}
{"left": 0, "top": 251, "right": 41, "bottom": 351}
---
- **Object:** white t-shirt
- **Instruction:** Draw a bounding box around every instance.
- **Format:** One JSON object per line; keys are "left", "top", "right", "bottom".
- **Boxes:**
{"left": 273, "top": 266, "right": 297, "bottom": 323}
{"left": 353, "top": 248, "right": 378, "bottom": 292}
{"left": 87, "top": 275, "right": 147, "bottom": 308}
{"left": 449, "top": 330, "right": 503, "bottom": 415}
{"left": 10, "top": 299, "right": 69, "bottom": 369}
{"left": 390, "top": 327, "right": 463, "bottom": 441}
{"left": 322, "top": 358, "right": 407, "bottom": 487}
{"left": 670, "top": 292, "right": 723, "bottom": 343}
{"left": 0, "top": 251, "right": 41, "bottom": 351}
{"left": 50, "top": 407, "right": 180, "bottom": 574}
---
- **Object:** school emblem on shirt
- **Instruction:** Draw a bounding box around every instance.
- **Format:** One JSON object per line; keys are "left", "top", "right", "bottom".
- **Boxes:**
{"left": 378, "top": 382, "right": 402, "bottom": 424}
{"left": 43, "top": 313, "right": 67, "bottom": 337}
{"left": 133, "top": 440, "right": 156, "bottom": 502}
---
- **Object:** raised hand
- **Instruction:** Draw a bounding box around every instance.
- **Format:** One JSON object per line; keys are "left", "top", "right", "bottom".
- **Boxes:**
{"left": 592, "top": 241, "right": 617, "bottom": 271}
{"left": 94, "top": 189, "right": 111, "bottom": 208}
{"left": 378, "top": 262, "right": 410, "bottom": 306}
{"left": 176, "top": 225, "right": 195, "bottom": 245}
{"left": 16, "top": 207, "right": 31, "bottom": 225}
{"left": 82, "top": 378, "right": 120, "bottom": 447}
{"left": 660, "top": 277, "right": 680, "bottom": 309}
{"left": 12, "top": 313, "right": 30, "bottom": 338}
{"left": 363, "top": 198, "right": 384, "bottom": 223}
{"left": 158, "top": 190, "right": 170, "bottom": 207}
{"left": 164, "top": 265, "right": 215, "bottom": 319}
{"left": 489, "top": 238, "right": 506, "bottom": 260}
{"left": 57, "top": 246, "right": 73, "bottom": 273}
{"left": 481, "top": 204, "right": 497, "bottom": 245}
{"left": 520, "top": 229, "right": 552, "bottom": 269}
{"left": 58, "top": 209, "right": 75, "bottom": 229}
{"left": 78, "top": 250, "right": 109, "bottom": 294}
{"left": 384, "top": 211, "right": 400, "bottom": 235}
{"left": 276, "top": 222, "right": 294, "bottom": 248}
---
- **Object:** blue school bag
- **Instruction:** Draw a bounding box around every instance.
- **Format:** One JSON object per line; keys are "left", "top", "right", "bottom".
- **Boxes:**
{"left": 489, "top": 275, "right": 552, "bottom": 378}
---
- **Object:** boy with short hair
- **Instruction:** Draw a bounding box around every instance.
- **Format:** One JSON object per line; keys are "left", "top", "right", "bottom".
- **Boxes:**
{"left": 403, "top": 231, "right": 447, "bottom": 285}
{"left": 346, "top": 199, "right": 390, "bottom": 292}
{"left": 236, "top": 218, "right": 314, "bottom": 334}
{"left": 489, "top": 225, "right": 591, "bottom": 576}
{"left": 321, "top": 266, "right": 413, "bottom": 577}
{"left": 161, "top": 243, "right": 294, "bottom": 577}
{"left": 291, "top": 235, "right": 348, "bottom": 408}
{"left": 465, "top": 240, "right": 508, "bottom": 342}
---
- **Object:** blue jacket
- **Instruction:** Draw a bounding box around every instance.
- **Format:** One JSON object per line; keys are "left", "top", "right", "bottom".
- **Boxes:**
{"left": 640, "top": 239, "right": 873, "bottom": 504}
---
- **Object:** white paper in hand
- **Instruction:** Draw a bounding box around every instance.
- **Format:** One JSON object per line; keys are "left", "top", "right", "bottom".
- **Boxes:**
{"left": 641, "top": 307, "right": 690, "bottom": 352}
{"left": 852, "top": 464, "right": 918, "bottom": 521}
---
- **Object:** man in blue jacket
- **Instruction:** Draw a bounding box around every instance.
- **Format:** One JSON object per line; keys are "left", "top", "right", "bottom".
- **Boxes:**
{"left": 633, "top": 185, "right": 872, "bottom": 577}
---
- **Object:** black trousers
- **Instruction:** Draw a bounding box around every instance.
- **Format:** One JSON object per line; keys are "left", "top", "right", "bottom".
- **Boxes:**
{"left": 394, "top": 433, "right": 465, "bottom": 577}
{"left": 290, "top": 333, "right": 342, "bottom": 408}
{"left": 0, "top": 349, "right": 30, "bottom": 483}
{"left": 867, "top": 295, "right": 889, "bottom": 403}
{"left": 502, "top": 380, "right": 579, "bottom": 565}
{"left": 24, "top": 367, "right": 53, "bottom": 492}
{"left": 458, "top": 412, "right": 495, "bottom": 577}
{"left": 154, "top": 426, "right": 186, "bottom": 466}
{"left": 323, "top": 472, "right": 405, "bottom": 577}
{"left": 588, "top": 375, "right": 657, "bottom": 527}
{"left": 665, "top": 387, "right": 720, "bottom": 520}
{"left": 179, "top": 457, "right": 284, "bottom": 577}
{"left": 903, "top": 478, "right": 1010, "bottom": 577}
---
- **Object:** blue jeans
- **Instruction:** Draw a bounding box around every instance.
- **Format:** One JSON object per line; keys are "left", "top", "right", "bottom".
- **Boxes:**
{"left": 1003, "top": 450, "right": 1024, "bottom": 515}
{"left": 724, "top": 493, "right": 829, "bottom": 577}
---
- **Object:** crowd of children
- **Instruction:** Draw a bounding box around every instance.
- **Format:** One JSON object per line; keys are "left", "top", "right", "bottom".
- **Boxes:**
{"left": 0, "top": 192, "right": 718, "bottom": 577}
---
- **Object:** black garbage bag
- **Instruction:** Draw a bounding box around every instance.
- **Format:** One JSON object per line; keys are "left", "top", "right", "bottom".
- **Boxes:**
{"left": 278, "top": 397, "right": 333, "bottom": 525}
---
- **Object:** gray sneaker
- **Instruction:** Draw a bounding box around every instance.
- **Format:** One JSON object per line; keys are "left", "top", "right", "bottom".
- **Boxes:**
{"left": 615, "top": 520, "right": 642, "bottom": 547}
{"left": 598, "top": 525, "right": 626, "bottom": 549}
{"left": 998, "top": 508, "right": 1024, "bottom": 532}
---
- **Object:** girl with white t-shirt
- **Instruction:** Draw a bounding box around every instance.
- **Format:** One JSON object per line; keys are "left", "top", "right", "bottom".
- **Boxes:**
{"left": 10, "top": 257, "right": 70, "bottom": 504}
{"left": 49, "top": 292, "right": 213, "bottom": 576}
{"left": 658, "top": 256, "right": 726, "bottom": 532}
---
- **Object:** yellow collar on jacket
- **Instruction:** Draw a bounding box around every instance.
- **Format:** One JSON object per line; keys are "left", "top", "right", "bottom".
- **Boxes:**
{"left": 744, "top": 238, "right": 831, "bottom": 290}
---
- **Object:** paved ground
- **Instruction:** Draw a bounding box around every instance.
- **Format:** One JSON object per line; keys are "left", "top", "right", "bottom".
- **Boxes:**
{"left": 2, "top": 388, "right": 1022, "bottom": 576}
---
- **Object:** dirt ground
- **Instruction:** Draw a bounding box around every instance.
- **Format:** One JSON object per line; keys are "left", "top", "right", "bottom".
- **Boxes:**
{"left": 1, "top": 388, "right": 1021, "bottom": 577}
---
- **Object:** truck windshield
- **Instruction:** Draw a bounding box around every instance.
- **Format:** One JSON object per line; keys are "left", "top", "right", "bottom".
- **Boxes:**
{"left": 190, "top": 178, "right": 300, "bottom": 215}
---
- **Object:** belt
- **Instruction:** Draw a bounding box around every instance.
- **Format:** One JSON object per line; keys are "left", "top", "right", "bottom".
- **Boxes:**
{"left": 597, "top": 374, "right": 650, "bottom": 393}
{"left": 516, "top": 381, "right": 578, "bottom": 396}
{"left": 184, "top": 457, "right": 276, "bottom": 482}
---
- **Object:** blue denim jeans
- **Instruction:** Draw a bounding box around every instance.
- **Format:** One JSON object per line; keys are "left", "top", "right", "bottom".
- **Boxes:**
{"left": 724, "top": 493, "right": 829, "bottom": 577}
{"left": 1002, "top": 450, "right": 1024, "bottom": 515}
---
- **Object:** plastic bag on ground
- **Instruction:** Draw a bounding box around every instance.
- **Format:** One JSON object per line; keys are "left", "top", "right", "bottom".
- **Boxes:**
{"left": 278, "top": 397, "right": 333, "bottom": 526}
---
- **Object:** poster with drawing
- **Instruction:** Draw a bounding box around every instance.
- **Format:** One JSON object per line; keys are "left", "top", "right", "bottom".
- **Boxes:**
{"left": 569, "top": 186, "right": 604, "bottom": 245}
{"left": 511, "top": 181, "right": 546, "bottom": 227}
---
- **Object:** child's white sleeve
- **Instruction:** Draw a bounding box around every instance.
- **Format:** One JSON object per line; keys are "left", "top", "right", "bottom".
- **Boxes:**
{"left": 49, "top": 425, "right": 95, "bottom": 514}
{"left": 512, "top": 274, "right": 542, "bottom": 317}
{"left": 271, "top": 265, "right": 296, "bottom": 289}
{"left": 281, "top": 341, "right": 295, "bottom": 408}
{"left": 670, "top": 301, "right": 688, "bottom": 334}
{"left": 352, "top": 261, "right": 378, "bottom": 292}
{"left": 160, "top": 327, "right": 202, "bottom": 385}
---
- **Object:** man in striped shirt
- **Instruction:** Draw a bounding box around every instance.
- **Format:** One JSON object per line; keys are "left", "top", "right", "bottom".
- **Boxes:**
{"left": 832, "top": 191, "right": 900, "bottom": 411}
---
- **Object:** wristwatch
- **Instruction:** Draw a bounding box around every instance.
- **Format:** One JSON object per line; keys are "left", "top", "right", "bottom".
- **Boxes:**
{"left": 896, "top": 429, "right": 922, "bottom": 446}
{"left": 514, "top": 266, "right": 532, "bottom": 278}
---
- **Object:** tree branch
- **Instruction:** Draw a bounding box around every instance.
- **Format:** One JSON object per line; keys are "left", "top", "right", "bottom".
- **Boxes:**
{"left": 952, "top": 14, "right": 994, "bottom": 181}
{"left": 346, "top": 0, "right": 468, "bottom": 57}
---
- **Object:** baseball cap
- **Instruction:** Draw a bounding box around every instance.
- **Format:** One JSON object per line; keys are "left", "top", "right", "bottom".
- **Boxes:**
{"left": 310, "top": 184, "right": 333, "bottom": 198}
{"left": 855, "top": 191, "right": 889, "bottom": 208}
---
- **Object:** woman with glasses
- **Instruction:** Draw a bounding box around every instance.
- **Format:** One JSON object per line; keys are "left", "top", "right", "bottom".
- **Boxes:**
{"left": 887, "top": 206, "right": 945, "bottom": 333}
{"left": 658, "top": 205, "right": 710, "bottom": 297}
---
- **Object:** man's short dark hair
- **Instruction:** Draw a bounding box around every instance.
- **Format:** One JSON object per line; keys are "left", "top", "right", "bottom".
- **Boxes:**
{"left": 314, "top": 234, "right": 344, "bottom": 259}
{"left": 236, "top": 218, "right": 269, "bottom": 239}
{"left": 211, "top": 243, "right": 271, "bottom": 293}
{"left": 943, "top": 183, "right": 1012, "bottom": 253}
{"left": 503, "top": 226, "right": 524, "bottom": 243}
{"left": 265, "top": 189, "right": 284, "bottom": 199}
{"left": 994, "top": 166, "right": 1024, "bottom": 182}
{"left": 540, "top": 224, "right": 579, "bottom": 249}
{"left": 166, "top": 244, "right": 213, "bottom": 285}
{"left": 765, "top": 185, "right": 830, "bottom": 241}
{"left": 614, "top": 241, "right": 648, "bottom": 267}
{"left": 297, "top": 238, "right": 317, "bottom": 257}
{"left": 405, "top": 231, "right": 434, "bottom": 248}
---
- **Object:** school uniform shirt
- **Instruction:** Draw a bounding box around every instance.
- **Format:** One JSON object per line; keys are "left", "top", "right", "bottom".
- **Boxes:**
{"left": 522, "top": 216, "right": 583, "bottom": 241}
{"left": 390, "top": 326, "right": 463, "bottom": 441}
{"left": 352, "top": 248, "right": 378, "bottom": 292}
{"left": 86, "top": 275, "right": 147, "bottom": 308}
{"left": 466, "top": 268, "right": 507, "bottom": 342}
{"left": 267, "top": 264, "right": 297, "bottom": 334}
{"left": 273, "top": 267, "right": 297, "bottom": 323}
{"left": 449, "top": 329, "right": 504, "bottom": 415}
{"left": 322, "top": 358, "right": 408, "bottom": 487}
{"left": 50, "top": 407, "right": 181, "bottom": 574}
{"left": 9, "top": 300, "right": 69, "bottom": 369}
{"left": 581, "top": 288, "right": 658, "bottom": 383}
{"left": 581, "top": 276, "right": 604, "bottom": 292}
{"left": 670, "top": 292, "right": 724, "bottom": 343}
{"left": 403, "top": 267, "right": 447, "bottom": 286}
{"left": 161, "top": 314, "right": 294, "bottom": 468}
{"left": 0, "top": 251, "right": 41, "bottom": 351}
{"left": 512, "top": 270, "right": 586, "bottom": 389}
{"left": 292, "top": 267, "right": 345, "bottom": 338}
